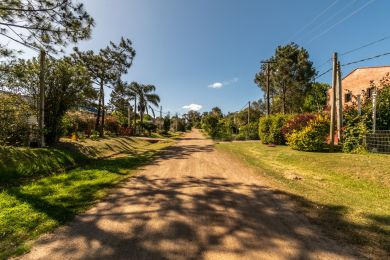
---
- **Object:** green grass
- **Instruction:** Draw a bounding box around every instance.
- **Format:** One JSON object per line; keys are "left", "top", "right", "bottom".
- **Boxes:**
{"left": 150, "top": 131, "right": 183, "bottom": 139}
{"left": 0, "top": 146, "right": 77, "bottom": 186}
{"left": 217, "top": 142, "right": 390, "bottom": 259}
{"left": 0, "top": 138, "right": 173, "bottom": 259}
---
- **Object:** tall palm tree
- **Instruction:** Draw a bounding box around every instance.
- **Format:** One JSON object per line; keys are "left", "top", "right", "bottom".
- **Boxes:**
{"left": 129, "top": 82, "right": 160, "bottom": 132}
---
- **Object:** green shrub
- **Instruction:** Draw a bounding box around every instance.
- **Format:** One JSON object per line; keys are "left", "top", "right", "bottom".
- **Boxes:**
{"left": 141, "top": 122, "right": 158, "bottom": 136}
{"left": 239, "top": 122, "right": 259, "bottom": 140}
{"left": 342, "top": 106, "right": 369, "bottom": 153}
{"left": 259, "top": 114, "right": 290, "bottom": 144}
{"left": 0, "top": 93, "right": 32, "bottom": 146}
{"left": 259, "top": 116, "right": 272, "bottom": 143}
{"left": 90, "top": 130, "right": 99, "bottom": 141}
{"left": 286, "top": 114, "right": 330, "bottom": 151}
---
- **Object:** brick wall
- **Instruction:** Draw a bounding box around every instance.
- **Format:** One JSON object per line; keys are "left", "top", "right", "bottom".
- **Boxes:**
{"left": 327, "top": 66, "right": 390, "bottom": 107}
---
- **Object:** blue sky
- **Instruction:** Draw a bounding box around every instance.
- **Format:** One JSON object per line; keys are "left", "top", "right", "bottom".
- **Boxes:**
{"left": 8, "top": 0, "right": 390, "bottom": 115}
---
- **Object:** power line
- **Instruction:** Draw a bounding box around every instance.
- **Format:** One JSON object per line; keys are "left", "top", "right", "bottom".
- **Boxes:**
{"left": 286, "top": 0, "right": 339, "bottom": 42}
{"left": 341, "top": 52, "right": 390, "bottom": 67}
{"left": 299, "top": 0, "right": 357, "bottom": 42}
{"left": 315, "top": 51, "right": 390, "bottom": 81}
{"left": 317, "top": 58, "right": 332, "bottom": 69}
{"left": 340, "top": 34, "right": 390, "bottom": 57}
{"left": 314, "top": 67, "right": 333, "bottom": 80}
{"left": 308, "top": 0, "right": 375, "bottom": 44}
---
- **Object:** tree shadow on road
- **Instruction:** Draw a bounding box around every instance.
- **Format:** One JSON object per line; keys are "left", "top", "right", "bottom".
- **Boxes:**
{"left": 14, "top": 137, "right": 389, "bottom": 259}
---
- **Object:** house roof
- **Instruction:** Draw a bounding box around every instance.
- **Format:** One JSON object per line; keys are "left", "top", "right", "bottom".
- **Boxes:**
{"left": 342, "top": 65, "right": 390, "bottom": 80}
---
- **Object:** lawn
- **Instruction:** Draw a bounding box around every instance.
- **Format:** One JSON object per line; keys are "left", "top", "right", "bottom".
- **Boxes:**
{"left": 217, "top": 141, "right": 390, "bottom": 259}
{"left": 0, "top": 138, "right": 173, "bottom": 259}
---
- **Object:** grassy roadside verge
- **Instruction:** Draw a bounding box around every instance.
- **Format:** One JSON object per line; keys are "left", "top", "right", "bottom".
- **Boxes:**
{"left": 0, "top": 138, "right": 173, "bottom": 259}
{"left": 217, "top": 141, "right": 390, "bottom": 259}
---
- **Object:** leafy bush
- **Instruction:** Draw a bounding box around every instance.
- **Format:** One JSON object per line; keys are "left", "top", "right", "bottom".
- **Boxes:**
{"left": 259, "top": 116, "right": 272, "bottom": 143}
{"left": 259, "top": 114, "right": 290, "bottom": 144}
{"left": 141, "top": 122, "right": 158, "bottom": 136}
{"left": 0, "top": 93, "right": 32, "bottom": 146}
{"left": 282, "top": 113, "right": 316, "bottom": 137}
{"left": 90, "top": 130, "right": 99, "bottom": 141}
{"left": 163, "top": 116, "right": 171, "bottom": 133}
{"left": 342, "top": 106, "right": 369, "bottom": 153}
{"left": 201, "top": 114, "right": 220, "bottom": 137}
{"left": 286, "top": 114, "right": 330, "bottom": 151}
{"left": 104, "top": 115, "right": 120, "bottom": 134}
{"left": 239, "top": 122, "right": 259, "bottom": 140}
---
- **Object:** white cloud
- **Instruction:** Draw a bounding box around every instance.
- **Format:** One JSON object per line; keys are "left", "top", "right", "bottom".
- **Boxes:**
{"left": 208, "top": 77, "right": 239, "bottom": 89}
{"left": 208, "top": 82, "right": 223, "bottom": 89}
{"left": 182, "top": 103, "right": 202, "bottom": 111}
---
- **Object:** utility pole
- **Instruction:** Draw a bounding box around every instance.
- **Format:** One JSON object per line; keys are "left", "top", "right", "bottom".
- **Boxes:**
{"left": 248, "top": 101, "right": 250, "bottom": 124}
{"left": 336, "top": 61, "right": 343, "bottom": 143}
{"left": 133, "top": 95, "right": 137, "bottom": 135}
{"left": 266, "top": 63, "right": 270, "bottom": 116}
{"left": 329, "top": 52, "right": 337, "bottom": 152}
{"left": 373, "top": 89, "right": 377, "bottom": 133}
{"left": 260, "top": 61, "right": 272, "bottom": 116}
{"left": 128, "top": 104, "right": 131, "bottom": 127}
{"left": 159, "top": 106, "right": 164, "bottom": 130}
{"left": 38, "top": 49, "right": 46, "bottom": 147}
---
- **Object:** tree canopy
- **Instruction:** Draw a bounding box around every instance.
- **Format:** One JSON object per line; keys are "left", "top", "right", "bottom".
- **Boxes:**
{"left": 255, "top": 43, "right": 316, "bottom": 114}
{"left": 0, "top": 0, "right": 94, "bottom": 56}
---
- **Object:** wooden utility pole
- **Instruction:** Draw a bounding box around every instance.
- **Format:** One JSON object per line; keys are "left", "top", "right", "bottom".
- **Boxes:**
{"left": 128, "top": 104, "right": 131, "bottom": 127}
{"left": 160, "top": 106, "right": 163, "bottom": 130}
{"left": 260, "top": 61, "right": 273, "bottom": 116}
{"left": 336, "top": 62, "right": 343, "bottom": 142}
{"left": 373, "top": 89, "right": 377, "bottom": 133}
{"left": 248, "top": 101, "right": 251, "bottom": 124}
{"left": 133, "top": 95, "right": 137, "bottom": 135}
{"left": 266, "top": 63, "right": 270, "bottom": 116}
{"left": 38, "top": 49, "right": 46, "bottom": 147}
{"left": 329, "top": 52, "right": 337, "bottom": 152}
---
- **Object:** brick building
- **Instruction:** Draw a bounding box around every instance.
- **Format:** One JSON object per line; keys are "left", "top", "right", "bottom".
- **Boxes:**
{"left": 328, "top": 66, "right": 390, "bottom": 107}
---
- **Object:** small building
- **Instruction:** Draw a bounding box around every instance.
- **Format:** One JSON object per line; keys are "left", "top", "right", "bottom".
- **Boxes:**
{"left": 328, "top": 66, "right": 390, "bottom": 107}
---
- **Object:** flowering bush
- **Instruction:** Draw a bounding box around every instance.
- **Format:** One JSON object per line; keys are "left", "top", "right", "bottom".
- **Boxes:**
{"left": 286, "top": 114, "right": 330, "bottom": 151}
{"left": 282, "top": 113, "right": 316, "bottom": 137}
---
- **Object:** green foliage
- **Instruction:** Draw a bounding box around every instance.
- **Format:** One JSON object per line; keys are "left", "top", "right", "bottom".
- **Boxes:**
{"left": 259, "top": 114, "right": 291, "bottom": 144}
{"left": 303, "top": 83, "right": 330, "bottom": 112}
{"left": 254, "top": 43, "right": 316, "bottom": 113}
{"left": 141, "top": 122, "right": 158, "bottom": 136}
{"left": 0, "top": 93, "right": 32, "bottom": 146}
{"left": 0, "top": 0, "right": 94, "bottom": 56}
{"left": 163, "top": 116, "right": 171, "bottom": 133}
{"left": 73, "top": 38, "right": 136, "bottom": 136}
{"left": 239, "top": 122, "right": 259, "bottom": 140}
{"left": 342, "top": 107, "right": 369, "bottom": 153}
{"left": 258, "top": 116, "right": 272, "bottom": 143}
{"left": 201, "top": 114, "right": 220, "bottom": 138}
{"left": 375, "top": 79, "right": 390, "bottom": 130}
{"left": 286, "top": 114, "right": 330, "bottom": 151}
{"left": 0, "top": 146, "right": 76, "bottom": 185}
{"left": 129, "top": 82, "right": 160, "bottom": 129}
{"left": 90, "top": 130, "right": 99, "bottom": 141}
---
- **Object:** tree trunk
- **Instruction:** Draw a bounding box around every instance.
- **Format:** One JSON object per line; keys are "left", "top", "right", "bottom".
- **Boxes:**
{"left": 100, "top": 83, "right": 105, "bottom": 137}
{"left": 95, "top": 80, "right": 103, "bottom": 131}
{"left": 282, "top": 86, "right": 286, "bottom": 114}
{"left": 133, "top": 96, "right": 137, "bottom": 135}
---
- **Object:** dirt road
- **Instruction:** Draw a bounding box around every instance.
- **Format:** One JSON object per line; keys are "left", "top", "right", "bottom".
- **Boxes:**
{"left": 21, "top": 130, "right": 355, "bottom": 260}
